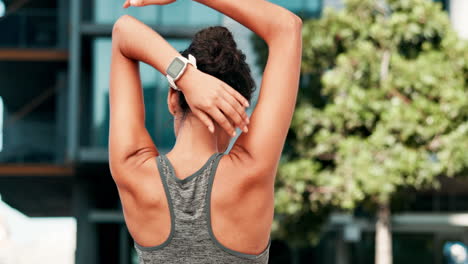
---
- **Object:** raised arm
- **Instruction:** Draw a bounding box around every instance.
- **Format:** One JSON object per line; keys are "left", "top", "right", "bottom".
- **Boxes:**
{"left": 109, "top": 15, "right": 250, "bottom": 180}
{"left": 194, "top": 0, "right": 303, "bottom": 175}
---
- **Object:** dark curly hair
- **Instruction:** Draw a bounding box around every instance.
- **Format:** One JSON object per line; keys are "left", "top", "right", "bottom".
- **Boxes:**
{"left": 178, "top": 26, "right": 256, "bottom": 113}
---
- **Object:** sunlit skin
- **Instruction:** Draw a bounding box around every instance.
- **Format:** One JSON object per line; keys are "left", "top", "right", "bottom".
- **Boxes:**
{"left": 109, "top": 0, "right": 302, "bottom": 255}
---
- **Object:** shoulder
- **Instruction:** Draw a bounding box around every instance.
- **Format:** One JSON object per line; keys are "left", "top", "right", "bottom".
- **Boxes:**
{"left": 110, "top": 151, "right": 160, "bottom": 194}
{"left": 221, "top": 145, "right": 277, "bottom": 187}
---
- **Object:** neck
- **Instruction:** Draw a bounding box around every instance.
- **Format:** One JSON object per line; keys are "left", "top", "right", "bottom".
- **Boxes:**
{"left": 169, "top": 114, "right": 219, "bottom": 160}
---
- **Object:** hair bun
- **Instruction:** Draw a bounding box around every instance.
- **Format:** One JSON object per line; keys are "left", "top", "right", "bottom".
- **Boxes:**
{"left": 177, "top": 26, "right": 255, "bottom": 114}
{"left": 185, "top": 26, "right": 246, "bottom": 75}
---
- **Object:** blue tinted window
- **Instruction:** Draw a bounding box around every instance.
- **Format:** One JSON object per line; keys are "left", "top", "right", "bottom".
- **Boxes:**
{"left": 268, "top": 0, "right": 322, "bottom": 17}
{"left": 306, "top": 0, "right": 322, "bottom": 12}
{"left": 160, "top": 1, "right": 191, "bottom": 25}
{"left": 160, "top": 1, "right": 221, "bottom": 25}
{"left": 94, "top": 0, "right": 159, "bottom": 24}
{"left": 187, "top": 1, "right": 222, "bottom": 25}
{"left": 0, "top": 1, "right": 5, "bottom": 17}
{"left": 278, "top": 0, "right": 303, "bottom": 10}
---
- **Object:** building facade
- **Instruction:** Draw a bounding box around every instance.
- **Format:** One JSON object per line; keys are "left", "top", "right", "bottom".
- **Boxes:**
{"left": 0, "top": 0, "right": 465, "bottom": 263}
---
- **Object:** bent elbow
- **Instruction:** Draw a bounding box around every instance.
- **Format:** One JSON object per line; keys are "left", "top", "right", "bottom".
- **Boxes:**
{"left": 291, "top": 14, "right": 303, "bottom": 31}
{"left": 287, "top": 14, "right": 303, "bottom": 46}
{"left": 286, "top": 14, "right": 303, "bottom": 35}
{"left": 269, "top": 12, "right": 302, "bottom": 42}
{"left": 112, "top": 15, "right": 133, "bottom": 38}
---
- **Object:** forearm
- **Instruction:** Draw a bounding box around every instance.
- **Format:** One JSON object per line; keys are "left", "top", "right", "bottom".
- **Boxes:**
{"left": 112, "top": 15, "right": 186, "bottom": 81}
{"left": 193, "top": 0, "right": 301, "bottom": 45}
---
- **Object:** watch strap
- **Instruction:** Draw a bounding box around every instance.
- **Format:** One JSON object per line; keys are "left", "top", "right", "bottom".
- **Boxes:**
{"left": 187, "top": 54, "right": 197, "bottom": 69}
{"left": 167, "top": 75, "right": 178, "bottom": 91}
{"left": 167, "top": 54, "right": 197, "bottom": 91}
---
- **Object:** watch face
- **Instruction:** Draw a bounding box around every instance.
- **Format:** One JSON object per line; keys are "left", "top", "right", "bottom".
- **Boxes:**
{"left": 167, "top": 58, "right": 186, "bottom": 79}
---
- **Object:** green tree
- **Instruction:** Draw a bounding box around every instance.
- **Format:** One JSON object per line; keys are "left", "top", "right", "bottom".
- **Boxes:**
{"left": 268, "top": 0, "right": 468, "bottom": 263}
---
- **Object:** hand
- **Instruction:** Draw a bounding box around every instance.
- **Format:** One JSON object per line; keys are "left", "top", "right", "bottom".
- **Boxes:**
{"left": 123, "top": 0, "right": 176, "bottom": 8}
{"left": 178, "top": 65, "right": 250, "bottom": 137}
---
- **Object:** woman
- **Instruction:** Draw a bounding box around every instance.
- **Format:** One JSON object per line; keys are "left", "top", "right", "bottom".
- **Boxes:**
{"left": 109, "top": 0, "right": 302, "bottom": 263}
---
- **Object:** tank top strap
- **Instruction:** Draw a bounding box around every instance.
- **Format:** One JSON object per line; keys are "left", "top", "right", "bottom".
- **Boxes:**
{"left": 205, "top": 152, "right": 224, "bottom": 190}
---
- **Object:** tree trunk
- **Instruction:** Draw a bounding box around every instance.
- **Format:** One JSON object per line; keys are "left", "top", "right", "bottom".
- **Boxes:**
{"left": 375, "top": 200, "right": 392, "bottom": 264}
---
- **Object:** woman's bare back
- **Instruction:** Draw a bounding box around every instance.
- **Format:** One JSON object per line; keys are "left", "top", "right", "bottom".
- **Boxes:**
{"left": 118, "top": 153, "right": 273, "bottom": 255}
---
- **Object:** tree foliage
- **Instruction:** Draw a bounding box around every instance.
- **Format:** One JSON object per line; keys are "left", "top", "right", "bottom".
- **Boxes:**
{"left": 268, "top": 0, "right": 468, "bottom": 245}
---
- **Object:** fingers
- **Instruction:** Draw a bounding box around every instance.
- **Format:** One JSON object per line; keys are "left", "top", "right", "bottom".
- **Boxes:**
{"left": 221, "top": 84, "right": 250, "bottom": 124}
{"left": 221, "top": 91, "right": 249, "bottom": 125}
{"left": 193, "top": 109, "right": 215, "bottom": 133}
{"left": 127, "top": 0, "right": 146, "bottom": 7}
{"left": 208, "top": 108, "right": 237, "bottom": 137}
{"left": 217, "top": 99, "right": 248, "bottom": 133}
{"left": 221, "top": 83, "right": 250, "bottom": 108}
{"left": 125, "top": 0, "right": 176, "bottom": 7}
{"left": 130, "top": 0, "right": 141, "bottom": 6}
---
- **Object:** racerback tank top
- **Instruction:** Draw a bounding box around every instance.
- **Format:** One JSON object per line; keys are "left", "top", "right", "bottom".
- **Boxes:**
{"left": 134, "top": 152, "right": 271, "bottom": 264}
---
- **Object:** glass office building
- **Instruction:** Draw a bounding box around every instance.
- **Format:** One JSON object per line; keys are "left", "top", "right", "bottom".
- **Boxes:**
{"left": 0, "top": 0, "right": 463, "bottom": 263}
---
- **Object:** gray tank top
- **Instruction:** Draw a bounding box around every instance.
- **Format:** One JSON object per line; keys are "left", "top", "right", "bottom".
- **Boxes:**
{"left": 134, "top": 152, "right": 271, "bottom": 264}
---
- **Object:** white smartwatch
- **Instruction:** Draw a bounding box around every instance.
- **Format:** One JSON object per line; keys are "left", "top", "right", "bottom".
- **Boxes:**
{"left": 165, "top": 54, "right": 197, "bottom": 91}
